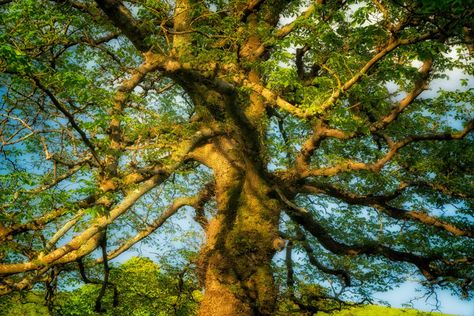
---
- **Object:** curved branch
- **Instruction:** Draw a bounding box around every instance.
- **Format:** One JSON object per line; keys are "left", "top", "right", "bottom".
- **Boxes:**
{"left": 300, "top": 183, "right": 473, "bottom": 238}
{"left": 246, "top": 36, "right": 437, "bottom": 124}
{"left": 295, "top": 228, "right": 351, "bottom": 287}
{"left": 275, "top": 3, "right": 318, "bottom": 39}
{"left": 94, "top": 0, "right": 150, "bottom": 52}
{"left": 284, "top": 240, "right": 357, "bottom": 314}
{"left": 301, "top": 120, "right": 474, "bottom": 178}
{"left": 104, "top": 53, "right": 164, "bottom": 179}
{"left": 315, "top": 38, "right": 434, "bottom": 115}
{"left": 103, "top": 196, "right": 192, "bottom": 261}
{"left": 99, "top": 181, "right": 214, "bottom": 262}
{"left": 292, "top": 59, "right": 434, "bottom": 151}
{"left": 95, "top": 230, "right": 114, "bottom": 312}
{"left": 76, "top": 248, "right": 119, "bottom": 312}
{"left": 370, "top": 59, "right": 433, "bottom": 131}
{"left": 276, "top": 187, "right": 468, "bottom": 282}
{"left": 0, "top": 173, "right": 166, "bottom": 275}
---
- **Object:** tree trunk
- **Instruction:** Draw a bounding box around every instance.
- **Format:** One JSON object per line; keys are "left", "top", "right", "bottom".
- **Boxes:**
{"left": 190, "top": 138, "right": 280, "bottom": 315}
{"left": 183, "top": 80, "right": 280, "bottom": 315}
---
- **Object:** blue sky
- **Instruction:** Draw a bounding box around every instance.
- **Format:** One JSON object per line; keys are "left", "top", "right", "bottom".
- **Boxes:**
{"left": 377, "top": 282, "right": 474, "bottom": 316}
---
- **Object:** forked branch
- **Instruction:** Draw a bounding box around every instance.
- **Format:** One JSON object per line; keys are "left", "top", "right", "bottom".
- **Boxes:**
{"left": 300, "top": 182, "right": 473, "bottom": 238}
{"left": 99, "top": 181, "right": 214, "bottom": 262}
{"left": 276, "top": 188, "right": 470, "bottom": 283}
{"left": 300, "top": 120, "right": 473, "bottom": 178}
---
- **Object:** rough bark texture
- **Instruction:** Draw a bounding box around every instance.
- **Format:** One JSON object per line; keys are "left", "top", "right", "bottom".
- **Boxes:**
{"left": 186, "top": 83, "right": 280, "bottom": 315}
{"left": 197, "top": 150, "right": 280, "bottom": 315}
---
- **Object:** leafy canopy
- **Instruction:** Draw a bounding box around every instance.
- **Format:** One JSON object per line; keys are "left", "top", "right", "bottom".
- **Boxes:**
{"left": 0, "top": 0, "right": 473, "bottom": 314}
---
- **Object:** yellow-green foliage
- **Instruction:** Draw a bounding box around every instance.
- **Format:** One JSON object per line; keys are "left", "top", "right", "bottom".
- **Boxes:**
{"left": 316, "top": 305, "right": 453, "bottom": 316}
{"left": 0, "top": 290, "right": 454, "bottom": 316}
{"left": 0, "top": 292, "right": 48, "bottom": 316}
{"left": 0, "top": 257, "right": 200, "bottom": 316}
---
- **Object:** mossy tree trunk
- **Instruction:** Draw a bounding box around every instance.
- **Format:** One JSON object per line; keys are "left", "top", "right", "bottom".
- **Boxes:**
{"left": 186, "top": 83, "right": 281, "bottom": 315}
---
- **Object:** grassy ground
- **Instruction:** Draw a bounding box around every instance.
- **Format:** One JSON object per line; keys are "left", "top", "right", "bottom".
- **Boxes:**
{"left": 316, "top": 305, "right": 452, "bottom": 316}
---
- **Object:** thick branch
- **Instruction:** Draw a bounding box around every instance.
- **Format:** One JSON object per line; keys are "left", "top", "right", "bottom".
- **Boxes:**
{"left": 237, "top": 0, "right": 267, "bottom": 21}
{"left": 300, "top": 183, "right": 473, "bottom": 238}
{"left": 243, "top": 80, "right": 308, "bottom": 119}
{"left": 94, "top": 0, "right": 150, "bottom": 52}
{"left": 0, "top": 196, "right": 95, "bottom": 242}
{"left": 275, "top": 3, "right": 318, "bottom": 39}
{"left": 285, "top": 240, "right": 295, "bottom": 296}
{"left": 0, "top": 174, "right": 166, "bottom": 275}
{"left": 301, "top": 121, "right": 473, "bottom": 178}
{"left": 172, "top": 0, "right": 193, "bottom": 53}
{"left": 276, "top": 188, "right": 453, "bottom": 281}
{"left": 95, "top": 230, "right": 113, "bottom": 312}
{"left": 107, "top": 53, "right": 163, "bottom": 154}
{"left": 45, "top": 211, "right": 85, "bottom": 251}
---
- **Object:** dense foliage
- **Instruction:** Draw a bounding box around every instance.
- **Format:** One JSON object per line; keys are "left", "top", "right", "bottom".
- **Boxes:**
{"left": 0, "top": 259, "right": 450, "bottom": 316}
{"left": 0, "top": 257, "right": 200, "bottom": 315}
{"left": 0, "top": 0, "right": 473, "bottom": 315}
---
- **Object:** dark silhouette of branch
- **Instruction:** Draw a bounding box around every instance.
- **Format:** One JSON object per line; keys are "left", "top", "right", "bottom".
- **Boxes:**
{"left": 300, "top": 182, "right": 473, "bottom": 238}
{"left": 31, "top": 77, "right": 102, "bottom": 167}
{"left": 295, "top": 228, "right": 351, "bottom": 287}
{"left": 276, "top": 187, "right": 470, "bottom": 282}
{"left": 94, "top": 0, "right": 151, "bottom": 52}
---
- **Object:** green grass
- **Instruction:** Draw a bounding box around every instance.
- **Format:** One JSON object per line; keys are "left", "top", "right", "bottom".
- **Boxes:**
{"left": 316, "top": 305, "right": 454, "bottom": 316}
{"left": 0, "top": 292, "right": 455, "bottom": 316}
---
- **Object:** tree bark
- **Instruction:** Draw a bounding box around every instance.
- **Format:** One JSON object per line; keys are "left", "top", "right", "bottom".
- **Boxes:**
{"left": 187, "top": 84, "right": 281, "bottom": 315}
{"left": 199, "top": 150, "right": 280, "bottom": 315}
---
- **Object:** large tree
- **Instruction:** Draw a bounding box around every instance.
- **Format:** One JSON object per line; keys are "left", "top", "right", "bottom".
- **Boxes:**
{"left": 0, "top": 0, "right": 473, "bottom": 315}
